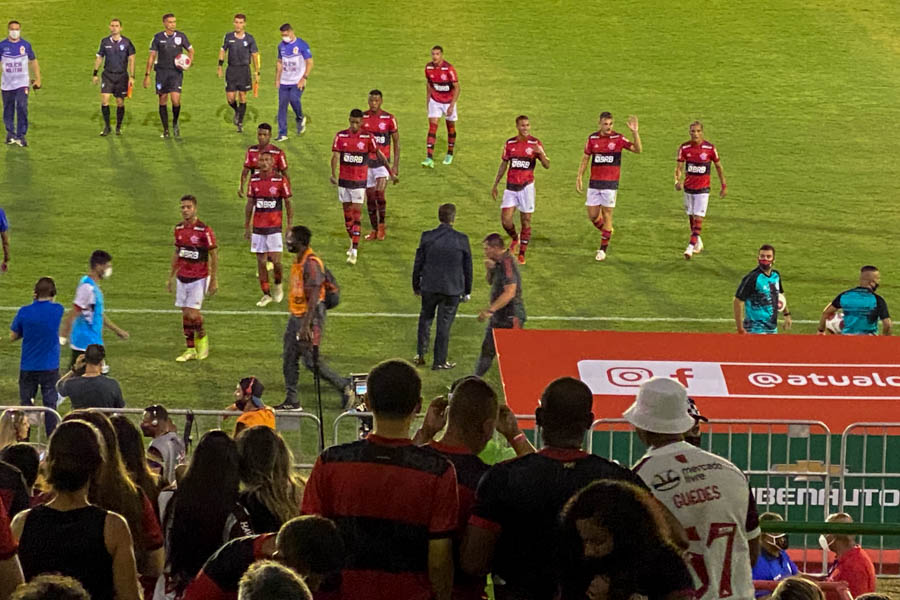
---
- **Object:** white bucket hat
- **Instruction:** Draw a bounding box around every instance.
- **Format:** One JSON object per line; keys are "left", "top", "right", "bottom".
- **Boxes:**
{"left": 623, "top": 377, "right": 695, "bottom": 434}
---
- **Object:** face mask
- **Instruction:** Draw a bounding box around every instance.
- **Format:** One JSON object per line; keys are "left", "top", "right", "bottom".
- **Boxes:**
{"left": 235, "top": 398, "right": 247, "bottom": 411}
{"left": 871, "top": 283, "right": 879, "bottom": 292}
{"left": 776, "top": 535, "right": 789, "bottom": 551}
{"left": 9, "top": 30, "right": 20, "bottom": 40}
{"left": 103, "top": 266, "right": 113, "bottom": 279}
{"left": 818, "top": 534, "right": 832, "bottom": 552}
{"left": 758, "top": 259, "right": 772, "bottom": 269}
{"left": 282, "top": 35, "right": 292, "bottom": 43}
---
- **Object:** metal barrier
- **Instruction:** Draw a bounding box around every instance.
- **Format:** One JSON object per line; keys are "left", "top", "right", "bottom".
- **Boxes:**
{"left": 0, "top": 405, "right": 63, "bottom": 447}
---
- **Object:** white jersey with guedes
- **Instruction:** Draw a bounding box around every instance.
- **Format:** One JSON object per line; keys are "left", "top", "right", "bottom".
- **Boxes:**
{"left": 634, "top": 441, "right": 760, "bottom": 600}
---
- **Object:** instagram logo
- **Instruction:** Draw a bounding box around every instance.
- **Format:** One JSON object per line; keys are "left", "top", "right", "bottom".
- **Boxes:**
{"left": 607, "top": 367, "right": 654, "bottom": 387}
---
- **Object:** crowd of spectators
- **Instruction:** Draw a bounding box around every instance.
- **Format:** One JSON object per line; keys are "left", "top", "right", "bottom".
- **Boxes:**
{"left": 0, "top": 360, "right": 886, "bottom": 600}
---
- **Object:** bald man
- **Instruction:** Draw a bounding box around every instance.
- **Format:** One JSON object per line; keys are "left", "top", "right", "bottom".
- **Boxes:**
{"left": 821, "top": 512, "right": 876, "bottom": 597}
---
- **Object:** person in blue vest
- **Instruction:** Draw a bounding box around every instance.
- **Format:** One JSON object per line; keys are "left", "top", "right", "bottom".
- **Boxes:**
{"left": 9, "top": 277, "right": 63, "bottom": 433}
{"left": 817, "top": 265, "right": 891, "bottom": 336}
{"left": 59, "top": 250, "right": 129, "bottom": 369}
{"left": 751, "top": 512, "right": 798, "bottom": 597}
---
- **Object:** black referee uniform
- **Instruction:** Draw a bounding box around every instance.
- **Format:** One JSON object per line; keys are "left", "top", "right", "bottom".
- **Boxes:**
{"left": 222, "top": 31, "right": 258, "bottom": 129}
{"left": 96, "top": 35, "right": 135, "bottom": 133}
{"left": 149, "top": 30, "right": 191, "bottom": 136}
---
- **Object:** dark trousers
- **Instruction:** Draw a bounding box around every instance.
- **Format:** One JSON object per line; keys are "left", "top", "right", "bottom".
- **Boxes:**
{"left": 474, "top": 318, "right": 522, "bottom": 377}
{"left": 277, "top": 84, "right": 304, "bottom": 136}
{"left": 2, "top": 88, "right": 28, "bottom": 139}
{"left": 416, "top": 292, "right": 460, "bottom": 365}
{"left": 18, "top": 369, "right": 60, "bottom": 433}
{"left": 283, "top": 314, "right": 348, "bottom": 405}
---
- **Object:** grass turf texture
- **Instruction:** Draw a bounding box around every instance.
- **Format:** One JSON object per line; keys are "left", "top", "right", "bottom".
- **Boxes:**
{"left": 2, "top": 1, "right": 900, "bottom": 457}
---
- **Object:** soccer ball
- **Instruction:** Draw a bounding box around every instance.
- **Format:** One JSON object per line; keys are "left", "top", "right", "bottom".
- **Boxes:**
{"left": 777, "top": 293, "right": 787, "bottom": 313}
{"left": 825, "top": 311, "right": 844, "bottom": 334}
{"left": 174, "top": 53, "right": 191, "bottom": 70}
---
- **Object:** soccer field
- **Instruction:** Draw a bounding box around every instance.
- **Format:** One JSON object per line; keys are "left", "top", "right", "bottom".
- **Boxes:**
{"left": 2, "top": 0, "right": 899, "bottom": 431}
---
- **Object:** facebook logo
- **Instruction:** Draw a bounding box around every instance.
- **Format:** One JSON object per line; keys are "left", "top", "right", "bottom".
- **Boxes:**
{"left": 577, "top": 360, "right": 730, "bottom": 396}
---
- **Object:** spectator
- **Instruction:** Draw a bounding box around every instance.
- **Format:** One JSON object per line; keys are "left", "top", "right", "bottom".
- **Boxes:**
{"left": 0, "top": 459, "right": 28, "bottom": 519}
{"left": 140, "top": 404, "right": 185, "bottom": 486}
{"left": 558, "top": 480, "right": 694, "bottom": 600}
{"left": 56, "top": 345, "right": 125, "bottom": 409}
{"left": 855, "top": 595, "right": 890, "bottom": 600}
{"left": 684, "top": 396, "right": 708, "bottom": 448}
{"left": 10, "top": 420, "right": 140, "bottom": 600}
{"left": 236, "top": 426, "right": 303, "bottom": 533}
{"left": 9, "top": 574, "right": 91, "bottom": 600}
{"left": 752, "top": 512, "right": 798, "bottom": 596}
{"left": 162, "top": 430, "right": 252, "bottom": 596}
{"left": 0, "top": 496, "right": 24, "bottom": 600}
{"left": 10, "top": 277, "right": 63, "bottom": 433}
{"left": 230, "top": 377, "right": 275, "bottom": 436}
{"left": 770, "top": 577, "right": 825, "bottom": 600}
{"left": 183, "top": 515, "right": 345, "bottom": 600}
{"left": 0, "top": 444, "right": 39, "bottom": 501}
{"left": 412, "top": 202, "right": 473, "bottom": 370}
{"left": 821, "top": 512, "right": 876, "bottom": 597}
{"left": 61, "top": 411, "right": 164, "bottom": 584}
{"left": 110, "top": 415, "right": 162, "bottom": 507}
{"left": 461, "top": 376, "right": 647, "bottom": 600}
{"left": 237, "top": 560, "right": 312, "bottom": 600}
{"left": 625, "top": 377, "right": 760, "bottom": 600}
{"left": 302, "top": 359, "right": 458, "bottom": 600}
{"left": 0, "top": 410, "right": 29, "bottom": 448}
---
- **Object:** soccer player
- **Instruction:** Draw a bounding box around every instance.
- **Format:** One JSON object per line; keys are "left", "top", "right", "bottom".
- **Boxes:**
{"left": 733, "top": 244, "right": 792, "bottom": 334}
{"left": 1, "top": 20, "right": 41, "bottom": 147}
{"left": 575, "top": 111, "right": 642, "bottom": 261}
{"left": 143, "top": 13, "right": 193, "bottom": 139}
{"left": 362, "top": 89, "right": 399, "bottom": 241}
{"left": 490, "top": 115, "right": 549, "bottom": 264}
{"left": 422, "top": 45, "right": 459, "bottom": 167}
{"left": 167, "top": 195, "right": 218, "bottom": 362}
{"left": 330, "top": 109, "right": 394, "bottom": 265}
{"left": 274, "top": 24, "right": 313, "bottom": 142}
{"left": 239, "top": 123, "right": 288, "bottom": 197}
{"left": 245, "top": 152, "right": 292, "bottom": 307}
{"left": 675, "top": 121, "right": 727, "bottom": 259}
{"left": 217, "top": 13, "right": 259, "bottom": 133}
{"left": 817, "top": 265, "right": 891, "bottom": 335}
{"left": 92, "top": 19, "right": 135, "bottom": 137}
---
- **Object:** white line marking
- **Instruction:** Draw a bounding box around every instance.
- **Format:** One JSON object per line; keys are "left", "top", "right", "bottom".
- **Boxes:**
{"left": 0, "top": 306, "right": 818, "bottom": 324}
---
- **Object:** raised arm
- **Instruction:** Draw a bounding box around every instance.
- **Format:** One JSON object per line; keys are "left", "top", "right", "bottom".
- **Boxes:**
{"left": 626, "top": 115, "right": 642, "bottom": 154}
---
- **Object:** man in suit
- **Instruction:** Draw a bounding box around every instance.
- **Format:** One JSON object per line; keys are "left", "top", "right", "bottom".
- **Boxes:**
{"left": 412, "top": 203, "right": 472, "bottom": 370}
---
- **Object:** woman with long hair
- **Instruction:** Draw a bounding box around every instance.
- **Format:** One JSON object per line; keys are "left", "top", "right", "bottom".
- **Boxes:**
{"left": 236, "top": 426, "right": 304, "bottom": 532}
{"left": 0, "top": 409, "right": 29, "bottom": 448}
{"left": 163, "top": 429, "right": 252, "bottom": 596}
{"left": 110, "top": 415, "right": 162, "bottom": 507}
{"left": 558, "top": 480, "right": 695, "bottom": 600}
{"left": 61, "top": 411, "right": 164, "bottom": 582}
{"left": 771, "top": 577, "right": 825, "bottom": 600}
{"left": 10, "top": 419, "right": 141, "bottom": 600}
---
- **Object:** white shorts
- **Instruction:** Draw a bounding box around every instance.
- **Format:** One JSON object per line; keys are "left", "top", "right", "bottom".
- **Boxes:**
{"left": 366, "top": 166, "right": 390, "bottom": 188}
{"left": 427, "top": 98, "right": 458, "bottom": 121}
{"left": 586, "top": 188, "right": 617, "bottom": 207}
{"left": 500, "top": 183, "right": 536, "bottom": 213}
{"left": 175, "top": 277, "right": 208, "bottom": 309}
{"left": 250, "top": 232, "right": 283, "bottom": 253}
{"left": 338, "top": 187, "right": 366, "bottom": 204}
{"left": 683, "top": 192, "right": 710, "bottom": 217}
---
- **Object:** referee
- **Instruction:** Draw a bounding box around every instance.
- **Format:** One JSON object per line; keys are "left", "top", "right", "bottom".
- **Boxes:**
{"left": 92, "top": 19, "right": 135, "bottom": 136}
{"left": 143, "top": 13, "right": 193, "bottom": 139}
{"left": 217, "top": 13, "right": 259, "bottom": 133}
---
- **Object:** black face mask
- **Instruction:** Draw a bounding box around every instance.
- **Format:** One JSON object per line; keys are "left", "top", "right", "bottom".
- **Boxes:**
{"left": 871, "top": 283, "right": 879, "bottom": 292}
{"left": 776, "top": 535, "right": 789, "bottom": 551}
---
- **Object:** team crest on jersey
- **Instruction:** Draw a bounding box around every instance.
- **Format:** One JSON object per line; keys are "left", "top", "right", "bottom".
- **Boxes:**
{"left": 292, "top": 47, "right": 299, "bottom": 55}
{"left": 19, "top": 46, "right": 25, "bottom": 55}
{"left": 607, "top": 142, "right": 616, "bottom": 150}
{"left": 190, "top": 236, "right": 199, "bottom": 244}
{"left": 269, "top": 186, "right": 278, "bottom": 194}
{"left": 440, "top": 73, "right": 447, "bottom": 81}
{"left": 525, "top": 147, "right": 533, "bottom": 156}
{"left": 378, "top": 122, "right": 386, "bottom": 130}
{"left": 357, "top": 141, "right": 366, "bottom": 150}
{"left": 120, "top": 44, "right": 125, "bottom": 51}
{"left": 243, "top": 41, "right": 248, "bottom": 46}
{"left": 652, "top": 470, "right": 681, "bottom": 491}
{"left": 174, "top": 36, "right": 182, "bottom": 45}
{"left": 700, "top": 152, "right": 708, "bottom": 160}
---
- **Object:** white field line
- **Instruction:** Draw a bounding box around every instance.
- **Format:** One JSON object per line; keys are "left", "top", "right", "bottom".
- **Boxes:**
{"left": 0, "top": 306, "right": 818, "bottom": 324}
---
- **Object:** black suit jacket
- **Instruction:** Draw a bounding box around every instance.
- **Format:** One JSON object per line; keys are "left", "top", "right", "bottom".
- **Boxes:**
{"left": 412, "top": 223, "right": 473, "bottom": 296}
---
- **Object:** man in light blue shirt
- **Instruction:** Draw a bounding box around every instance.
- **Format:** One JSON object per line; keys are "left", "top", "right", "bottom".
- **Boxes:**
{"left": 0, "top": 20, "right": 41, "bottom": 146}
{"left": 59, "top": 249, "right": 129, "bottom": 369}
{"left": 274, "top": 23, "right": 313, "bottom": 141}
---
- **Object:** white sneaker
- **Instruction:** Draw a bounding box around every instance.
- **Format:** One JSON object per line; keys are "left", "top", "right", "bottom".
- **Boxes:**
{"left": 346, "top": 242, "right": 354, "bottom": 256}
{"left": 347, "top": 249, "right": 358, "bottom": 265}
{"left": 274, "top": 135, "right": 288, "bottom": 142}
{"left": 256, "top": 294, "right": 274, "bottom": 307}
{"left": 595, "top": 249, "right": 607, "bottom": 262}
{"left": 684, "top": 244, "right": 694, "bottom": 260}
{"left": 694, "top": 237, "right": 704, "bottom": 253}
{"left": 272, "top": 283, "right": 284, "bottom": 303}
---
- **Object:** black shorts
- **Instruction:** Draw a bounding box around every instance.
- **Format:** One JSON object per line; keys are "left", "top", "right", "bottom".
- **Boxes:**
{"left": 101, "top": 71, "right": 129, "bottom": 98}
{"left": 155, "top": 68, "right": 183, "bottom": 94}
{"left": 225, "top": 65, "right": 252, "bottom": 92}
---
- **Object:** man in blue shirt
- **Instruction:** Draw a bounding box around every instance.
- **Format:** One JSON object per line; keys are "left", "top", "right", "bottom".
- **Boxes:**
{"left": 10, "top": 277, "right": 63, "bottom": 433}
{"left": 274, "top": 23, "right": 313, "bottom": 141}
{"left": 818, "top": 266, "right": 891, "bottom": 336}
{"left": 1, "top": 20, "right": 41, "bottom": 146}
{"left": 733, "top": 244, "right": 792, "bottom": 334}
{"left": 751, "top": 512, "right": 798, "bottom": 597}
{"left": 59, "top": 249, "right": 129, "bottom": 369}
{"left": 0, "top": 207, "right": 8, "bottom": 272}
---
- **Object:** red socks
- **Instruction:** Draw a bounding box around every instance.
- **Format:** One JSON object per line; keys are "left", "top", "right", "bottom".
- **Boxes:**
{"left": 446, "top": 121, "right": 456, "bottom": 155}
{"left": 426, "top": 122, "right": 438, "bottom": 158}
{"left": 503, "top": 223, "right": 518, "bottom": 241}
{"left": 365, "top": 189, "right": 378, "bottom": 229}
{"left": 690, "top": 216, "right": 703, "bottom": 245}
{"left": 592, "top": 218, "right": 605, "bottom": 231}
{"left": 601, "top": 229, "right": 612, "bottom": 251}
{"left": 351, "top": 205, "right": 361, "bottom": 248}
{"left": 520, "top": 227, "right": 531, "bottom": 255}
{"left": 182, "top": 315, "right": 204, "bottom": 347}
{"left": 342, "top": 203, "right": 353, "bottom": 236}
{"left": 375, "top": 189, "right": 386, "bottom": 223}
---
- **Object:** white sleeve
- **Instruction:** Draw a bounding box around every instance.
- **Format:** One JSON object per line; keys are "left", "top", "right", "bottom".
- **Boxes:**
{"left": 73, "top": 283, "right": 94, "bottom": 310}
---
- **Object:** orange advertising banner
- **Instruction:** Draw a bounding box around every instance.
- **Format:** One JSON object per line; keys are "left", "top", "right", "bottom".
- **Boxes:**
{"left": 494, "top": 329, "right": 900, "bottom": 430}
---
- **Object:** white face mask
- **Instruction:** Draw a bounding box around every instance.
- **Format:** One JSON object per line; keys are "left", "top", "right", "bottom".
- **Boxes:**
{"left": 818, "top": 534, "right": 831, "bottom": 552}
{"left": 9, "top": 30, "right": 20, "bottom": 40}
{"left": 281, "top": 35, "right": 292, "bottom": 43}
{"left": 103, "top": 266, "right": 113, "bottom": 279}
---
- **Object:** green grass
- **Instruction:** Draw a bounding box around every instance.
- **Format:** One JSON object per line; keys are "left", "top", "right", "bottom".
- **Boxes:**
{"left": 2, "top": 1, "right": 900, "bottom": 455}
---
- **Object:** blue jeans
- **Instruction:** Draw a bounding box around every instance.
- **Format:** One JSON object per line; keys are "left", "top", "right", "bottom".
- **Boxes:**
{"left": 277, "top": 84, "right": 304, "bottom": 136}
{"left": 2, "top": 87, "right": 28, "bottom": 139}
